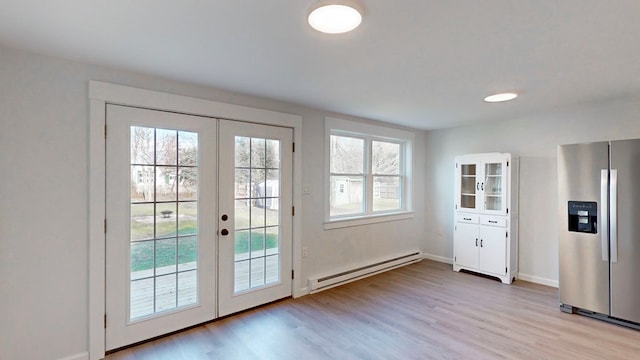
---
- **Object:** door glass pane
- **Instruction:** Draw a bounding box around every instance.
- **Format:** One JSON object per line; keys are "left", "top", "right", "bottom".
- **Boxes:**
{"left": 155, "top": 238, "right": 177, "bottom": 276}
{"left": 129, "top": 126, "right": 199, "bottom": 321}
{"left": 178, "top": 202, "right": 197, "bottom": 236}
{"left": 178, "top": 167, "right": 197, "bottom": 201}
{"left": 234, "top": 136, "right": 281, "bottom": 293}
{"left": 485, "top": 162, "right": 503, "bottom": 211}
{"left": 177, "top": 236, "right": 197, "bottom": 271}
{"left": 131, "top": 165, "right": 154, "bottom": 202}
{"left": 178, "top": 131, "right": 198, "bottom": 166}
{"left": 266, "top": 227, "right": 279, "bottom": 255}
{"left": 130, "top": 203, "right": 154, "bottom": 241}
{"left": 251, "top": 229, "right": 266, "bottom": 258}
{"left": 460, "top": 164, "right": 476, "bottom": 209}
{"left": 156, "top": 129, "right": 178, "bottom": 166}
{"left": 131, "top": 127, "right": 154, "bottom": 165}
{"left": 235, "top": 137, "right": 250, "bottom": 167}
{"left": 251, "top": 138, "right": 266, "bottom": 168}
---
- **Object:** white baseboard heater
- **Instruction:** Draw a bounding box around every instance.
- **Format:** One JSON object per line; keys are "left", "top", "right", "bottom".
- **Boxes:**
{"left": 308, "top": 251, "right": 423, "bottom": 293}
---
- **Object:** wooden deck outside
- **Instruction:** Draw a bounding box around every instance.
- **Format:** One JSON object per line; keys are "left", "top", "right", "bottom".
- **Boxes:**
{"left": 130, "top": 255, "right": 279, "bottom": 319}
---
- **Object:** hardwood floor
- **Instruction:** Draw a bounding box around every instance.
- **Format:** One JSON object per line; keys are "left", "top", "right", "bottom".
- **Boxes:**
{"left": 106, "top": 260, "right": 640, "bottom": 359}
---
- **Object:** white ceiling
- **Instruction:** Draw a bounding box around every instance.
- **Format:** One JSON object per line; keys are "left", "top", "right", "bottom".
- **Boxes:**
{"left": 1, "top": 1, "right": 639, "bottom": 130}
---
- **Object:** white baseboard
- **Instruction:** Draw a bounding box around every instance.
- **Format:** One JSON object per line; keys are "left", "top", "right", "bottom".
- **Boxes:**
{"left": 58, "top": 352, "right": 89, "bottom": 360}
{"left": 421, "top": 254, "right": 559, "bottom": 288}
{"left": 518, "top": 273, "right": 558, "bottom": 288}
{"left": 422, "top": 253, "right": 453, "bottom": 264}
{"left": 308, "top": 252, "right": 422, "bottom": 293}
{"left": 294, "top": 286, "right": 310, "bottom": 298}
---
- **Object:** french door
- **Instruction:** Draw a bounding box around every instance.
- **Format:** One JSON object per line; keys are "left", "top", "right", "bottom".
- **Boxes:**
{"left": 105, "top": 105, "right": 292, "bottom": 350}
{"left": 218, "top": 120, "right": 293, "bottom": 316}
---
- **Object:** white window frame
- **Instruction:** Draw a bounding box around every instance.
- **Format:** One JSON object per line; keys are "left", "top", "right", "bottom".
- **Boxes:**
{"left": 324, "top": 117, "right": 414, "bottom": 229}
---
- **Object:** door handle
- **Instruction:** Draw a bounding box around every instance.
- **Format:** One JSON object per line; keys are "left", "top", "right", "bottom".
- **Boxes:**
{"left": 481, "top": 182, "right": 484, "bottom": 191}
{"left": 475, "top": 238, "right": 478, "bottom": 247}
{"left": 477, "top": 182, "right": 480, "bottom": 191}
{"left": 610, "top": 169, "right": 618, "bottom": 263}
{"left": 221, "top": 229, "right": 229, "bottom": 236}
{"left": 480, "top": 239, "right": 483, "bottom": 248}
{"left": 600, "top": 169, "right": 609, "bottom": 261}
{"left": 221, "top": 214, "right": 228, "bottom": 221}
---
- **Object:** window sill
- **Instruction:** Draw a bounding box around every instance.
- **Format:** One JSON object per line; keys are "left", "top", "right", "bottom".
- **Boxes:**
{"left": 323, "top": 211, "right": 415, "bottom": 230}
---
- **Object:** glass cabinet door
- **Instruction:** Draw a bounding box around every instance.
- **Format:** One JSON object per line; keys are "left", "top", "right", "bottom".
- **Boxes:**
{"left": 484, "top": 162, "right": 504, "bottom": 212}
{"left": 459, "top": 163, "right": 477, "bottom": 210}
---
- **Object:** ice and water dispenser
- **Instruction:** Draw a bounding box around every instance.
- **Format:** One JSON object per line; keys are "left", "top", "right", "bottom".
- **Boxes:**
{"left": 568, "top": 201, "right": 597, "bottom": 234}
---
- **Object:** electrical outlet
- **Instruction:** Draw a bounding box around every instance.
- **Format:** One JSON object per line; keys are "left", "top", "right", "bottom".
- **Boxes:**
{"left": 302, "top": 246, "right": 309, "bottom": 258}
{"left": 303, "top": 184, "right": 311, "bottom": 195}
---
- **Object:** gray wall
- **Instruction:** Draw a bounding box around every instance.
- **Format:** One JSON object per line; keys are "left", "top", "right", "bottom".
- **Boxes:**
{"left": 0, "top": 45, "right": 426, "bottom": 360}
{"left": 424, "top": 97, "right": 640, "bottom": 284}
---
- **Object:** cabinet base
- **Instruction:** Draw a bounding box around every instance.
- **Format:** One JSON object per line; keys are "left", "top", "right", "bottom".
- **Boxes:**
{"left": 453, "top": 265, "right": 516, "bottom": 285}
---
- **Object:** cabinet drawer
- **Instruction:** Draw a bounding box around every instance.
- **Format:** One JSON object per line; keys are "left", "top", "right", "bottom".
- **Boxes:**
{"left": 480, "top": 216, "right": 506, "bottom": 227}
{"left": 456, "top": 214, "right": 479, "bottom": 224}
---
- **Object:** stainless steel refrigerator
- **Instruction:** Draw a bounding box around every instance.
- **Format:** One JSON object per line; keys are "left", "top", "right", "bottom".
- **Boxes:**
{"left": 558, "top": 139, "right": 640, "bottom": 328}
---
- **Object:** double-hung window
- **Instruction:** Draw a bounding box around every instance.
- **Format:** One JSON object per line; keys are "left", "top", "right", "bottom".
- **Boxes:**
{"left": 325, "top": 117, "right": 414, "bottom": 228}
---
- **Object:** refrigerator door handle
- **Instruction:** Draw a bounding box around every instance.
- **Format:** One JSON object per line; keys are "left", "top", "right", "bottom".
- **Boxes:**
{"left": 601, "top": 169, "right": 609, "bottom": 262}
{"left": 610, "top": 169, "right": 618, "bottom": 263}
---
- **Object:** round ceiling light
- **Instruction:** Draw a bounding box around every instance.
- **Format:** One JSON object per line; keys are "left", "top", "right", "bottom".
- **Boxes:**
{"left": 308, "top": 1, "right": 363, "bottom": 34}
{"left": 484, "top": 92, "right": 518, "bottom": 103}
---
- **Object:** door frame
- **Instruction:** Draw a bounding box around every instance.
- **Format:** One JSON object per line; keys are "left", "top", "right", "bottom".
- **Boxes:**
{"left": 89, "top": 81, "right": 303, "bottom": 360}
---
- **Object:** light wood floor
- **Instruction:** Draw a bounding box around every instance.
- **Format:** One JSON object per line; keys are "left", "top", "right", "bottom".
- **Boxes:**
{"left": 106, "top": 260, "right": 640, "bottom": 359}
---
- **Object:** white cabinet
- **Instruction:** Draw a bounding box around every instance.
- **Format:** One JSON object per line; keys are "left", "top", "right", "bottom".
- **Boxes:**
{"left": 453, "top": 153, "right": 518, "bottom": 284}
{"left": 455, "top": 154, "right": 509, "bottom": 215}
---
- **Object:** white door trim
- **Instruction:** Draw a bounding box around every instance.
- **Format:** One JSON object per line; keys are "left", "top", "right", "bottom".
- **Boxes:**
{"left": 89, "top": 81, "right": 303, "bottom": 360}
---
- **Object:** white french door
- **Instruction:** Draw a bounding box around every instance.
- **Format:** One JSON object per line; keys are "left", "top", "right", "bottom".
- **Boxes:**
{"left": 105, "top": 105, "right": 292, "bottom": 351}
{"left": 105, "top": 105, "right": 217, "bottom": 350}
{"left": 217, "top": 120, "right": 293, "bottom": 316}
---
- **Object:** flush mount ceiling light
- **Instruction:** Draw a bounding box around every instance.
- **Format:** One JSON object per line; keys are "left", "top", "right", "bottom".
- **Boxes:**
{"left": 308, "top": 0, "right": 364, "bottom": 34}
{"left": 484, "top": 92, "right": 518, "bottom": 103}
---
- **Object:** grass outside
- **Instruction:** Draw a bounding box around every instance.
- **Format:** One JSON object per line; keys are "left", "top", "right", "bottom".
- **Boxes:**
{"left": 131, "top": 230, "right": 278, "bottom": 272}
{"left": 130, "top": 202, "right": 279, "bottom": 272}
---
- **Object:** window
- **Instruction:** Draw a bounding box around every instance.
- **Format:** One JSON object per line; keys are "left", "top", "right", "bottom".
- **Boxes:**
{"left": 325, "top": 118, "right": 414, "bottom": 228}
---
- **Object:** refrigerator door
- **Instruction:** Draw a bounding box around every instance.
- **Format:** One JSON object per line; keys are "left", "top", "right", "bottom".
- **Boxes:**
{"left": 558, "top": 142, "right": 609, "bottom": 315}
{"left": 609, "top": 139, "right": 640, "bottom": 323}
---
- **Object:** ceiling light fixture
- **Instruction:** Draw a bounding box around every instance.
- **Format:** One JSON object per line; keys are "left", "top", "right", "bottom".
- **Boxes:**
{"left": 308, "top": 0, "right": 364, "bottom": 34}
{"left": 484, "top": 92, "right": 518, "bottom": 103}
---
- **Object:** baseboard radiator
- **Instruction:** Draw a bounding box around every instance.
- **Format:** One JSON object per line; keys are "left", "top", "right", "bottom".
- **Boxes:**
{"left": 308, "top": 251, "right": 422, "bottom": 294}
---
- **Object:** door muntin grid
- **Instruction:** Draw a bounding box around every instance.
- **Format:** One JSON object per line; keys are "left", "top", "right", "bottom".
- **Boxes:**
{"left": 129, "top": 126, "right": 199, "bottom": 321}
{"left": 233, "top": 136, "right": 281, "bottom": 293}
